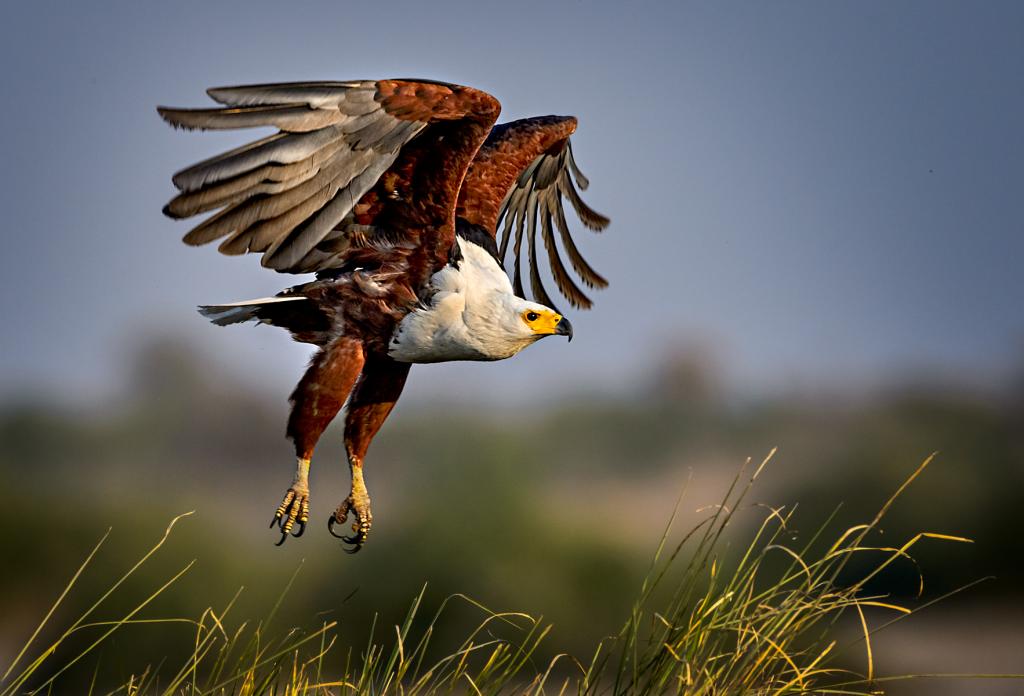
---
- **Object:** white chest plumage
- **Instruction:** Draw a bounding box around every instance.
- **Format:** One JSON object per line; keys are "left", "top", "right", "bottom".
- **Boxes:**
{"left": 388, "top": 238, "right": 535, "bottom": 363}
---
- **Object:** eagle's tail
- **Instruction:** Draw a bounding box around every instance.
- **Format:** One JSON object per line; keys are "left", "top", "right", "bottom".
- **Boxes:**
{"left": 198, "top": 296, "right": 308, "bottom": 327}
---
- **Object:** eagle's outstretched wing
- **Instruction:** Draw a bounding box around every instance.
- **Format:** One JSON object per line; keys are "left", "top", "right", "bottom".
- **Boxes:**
{"left": 160, "top": 80, "right": 500, "bottom": 276}
{"left": 456, "top": 116, "right": 610, "bottom": 311}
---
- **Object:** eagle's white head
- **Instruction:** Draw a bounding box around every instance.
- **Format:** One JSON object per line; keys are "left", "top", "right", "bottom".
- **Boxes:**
{"left": 388, "top": 239, "right": 573, "bottom": 363}
{"left": 460, "top": 293, "right": 573, "bottom": 360}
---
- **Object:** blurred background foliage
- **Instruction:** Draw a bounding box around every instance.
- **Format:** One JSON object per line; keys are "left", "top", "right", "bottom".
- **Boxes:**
{"left": 2, "top": 335, "right": 1022, "bottom": 693}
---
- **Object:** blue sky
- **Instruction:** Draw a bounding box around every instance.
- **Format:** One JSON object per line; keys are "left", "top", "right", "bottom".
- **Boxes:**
{"left": 1, "top": 0, "right": 1022, "bottom": 404}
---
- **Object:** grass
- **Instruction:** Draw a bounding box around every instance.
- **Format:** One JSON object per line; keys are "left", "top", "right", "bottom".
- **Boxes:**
{"left": 2, "top": 451, "right": 1021, "bottom": 695}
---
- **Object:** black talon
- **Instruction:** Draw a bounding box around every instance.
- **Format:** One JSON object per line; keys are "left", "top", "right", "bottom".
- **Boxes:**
{"left": 327, "top": 514, "right": 347, "bottom": 539}
{"left": 270, "top": 515, "right": 280, "bottom": 528}
{"left": 292, "top": 520, "right": 306, "bottom": 537}
{"left": 274, "top": 531, "right": 288, "bottom": 546}
{"left": 344, "top": 543, "right": 362, "bottom": 554}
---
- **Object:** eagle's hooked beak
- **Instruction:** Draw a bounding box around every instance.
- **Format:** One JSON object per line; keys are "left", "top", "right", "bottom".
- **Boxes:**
{"left": 555, "top": 316, "right": 574, "bottom": 342}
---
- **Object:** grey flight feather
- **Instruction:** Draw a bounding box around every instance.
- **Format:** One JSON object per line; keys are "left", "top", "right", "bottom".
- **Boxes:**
{"left": 170, "top": 126, "right": 347, "bottom": 192}
{"left": 495, "top": 136, "right": 610, "bottom": 309}
{"left": 205, "top": 81, "right": 373, "bottom": 109}
{"left": 159, "top": 81, "right": 431, "bottom": 273}
{"left": 263, "top": 158, "right": 395, "bottom": 270}
{"left": 181, "top": 146, "right": 363, "bottom": 247}
{"left": 165, "top": 138, "right": 352, "bottom": 219}
{"left": 197, "top": 295, "right": 308, "bottom": 326}
{"left": 524, "top": 189, "right": 559, "bottom": 312}
{"left": 157, "top": 104, "right": 345, "bottom": 133}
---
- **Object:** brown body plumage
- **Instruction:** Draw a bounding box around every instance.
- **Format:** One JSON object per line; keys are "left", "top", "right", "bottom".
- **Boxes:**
{"left": 160, "top": 79, "right": 610, "bottom": 550}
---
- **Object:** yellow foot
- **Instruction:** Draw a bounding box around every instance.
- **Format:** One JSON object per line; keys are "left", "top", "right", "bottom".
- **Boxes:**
{"left": 270, "top": 487, "right": 309, "bottom": 545}
{"left": 327, "top": 491, "right": 372, "bottom": 554}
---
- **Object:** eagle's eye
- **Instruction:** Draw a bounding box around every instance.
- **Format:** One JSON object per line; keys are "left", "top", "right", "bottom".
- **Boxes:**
{"left": 525, "top": 311, "right": 540, "bottom": 322}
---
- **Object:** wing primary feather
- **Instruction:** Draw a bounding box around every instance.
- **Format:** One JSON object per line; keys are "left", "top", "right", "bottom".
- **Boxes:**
{"left": 511, "top": 193, "right": 528, "bottom": 297}
{"left": 157, "top": 104, "right": 344, "bottom": 133}
{"left": 550, "top": 198, "right": 608, "bottom": 289}
{"left": 182, "top": 204, "right": 243, "bottom": 246}
{"left": 516, "top": 156, "right": 543, "bottom": 187}
{"left": 525, "top": 190, "right": 560, "bottom": 312}
{"left": 205, "top": 81, "right": 371, "bottom": 108}
{"left": 565, "top": 141, "right": 591, "bottom": 190}
{"left": 171, "top": 132, "right": 283, "bottom": 191}
{"left": 533, "top": 152, "right": 563, "bottom": 189}
{"left": 165, "top": 138, "right": 349, "bottom": 218}
{"left": 494, "top": 143, "right": 609, "bottom": 305}
{"left": 557, "top": 175, "right": 610, "bottom": 231}
{"left": 497, "top": 191, "right": 516, "bottom": 262}
{"left": 182, "top": 146, "right": 364, "bottom": 246}
{"left": 172, "top": 126, "right": 346, "bottom": 192}
{"left": 540, "top": 200, "right": 591, "bottom": 309}
{"left": 168, "top": 166, "right": 321, "bottom": 219}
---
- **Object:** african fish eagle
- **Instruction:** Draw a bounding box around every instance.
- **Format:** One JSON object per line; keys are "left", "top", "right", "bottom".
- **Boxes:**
{"left": 159, "top": 79, "right": 610, "bottom": 551}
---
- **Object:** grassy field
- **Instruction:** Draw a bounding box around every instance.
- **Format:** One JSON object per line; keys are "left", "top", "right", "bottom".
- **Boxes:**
{"left": 5, "top": 452, "right": 1019, "bottom": 695}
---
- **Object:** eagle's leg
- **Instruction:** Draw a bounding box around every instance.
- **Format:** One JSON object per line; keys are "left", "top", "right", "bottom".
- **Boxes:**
{"left": 275, "top": 337, "right": 366, "bottom": 545}
{"left": 328, "top": 353, "right": 410, "bottom": 553}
